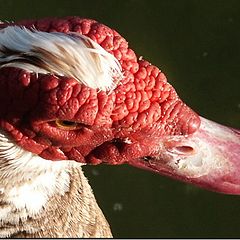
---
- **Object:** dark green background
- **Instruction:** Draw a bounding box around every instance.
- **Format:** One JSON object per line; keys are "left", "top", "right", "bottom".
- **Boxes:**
{"left": 1, "top": 0, "right": 240, "bottom": 238}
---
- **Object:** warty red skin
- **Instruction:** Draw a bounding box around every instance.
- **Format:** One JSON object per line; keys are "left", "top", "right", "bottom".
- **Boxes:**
{"left": 0, "top": 16, "right": 200, "bottom": 165}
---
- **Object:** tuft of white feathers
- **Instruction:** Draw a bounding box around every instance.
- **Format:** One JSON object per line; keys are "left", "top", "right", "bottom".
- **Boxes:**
{"left": 0, "top": 26, "right": 124, "bottom": 92}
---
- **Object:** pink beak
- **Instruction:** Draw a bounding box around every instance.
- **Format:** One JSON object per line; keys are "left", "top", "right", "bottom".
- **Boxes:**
{"left": 129, "top": 117, "right": 240, "bottom": 194}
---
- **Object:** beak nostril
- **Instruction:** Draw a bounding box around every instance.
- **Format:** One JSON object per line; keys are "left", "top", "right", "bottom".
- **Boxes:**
{"left": 175, "top": 146, "right": 194, "bottom": 154}
{"left": 167, "top": 145, "right": 195, "bottom": 156}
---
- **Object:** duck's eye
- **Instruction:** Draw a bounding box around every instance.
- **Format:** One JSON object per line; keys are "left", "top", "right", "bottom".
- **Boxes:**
{"left": 55, "top": 120, "right": 79, "bottom": 130}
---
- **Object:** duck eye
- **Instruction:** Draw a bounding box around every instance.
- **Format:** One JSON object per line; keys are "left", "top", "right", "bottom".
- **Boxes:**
{"left": 55, "top": 120, "right": 78, "bottom": 130}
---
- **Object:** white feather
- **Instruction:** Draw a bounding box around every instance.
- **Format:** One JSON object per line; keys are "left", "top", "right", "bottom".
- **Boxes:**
{"left": 0, "top": 129, "right": 82, "bottom": 225}
{"left": 0, "top": 26, "right": 124, "bottom": 92}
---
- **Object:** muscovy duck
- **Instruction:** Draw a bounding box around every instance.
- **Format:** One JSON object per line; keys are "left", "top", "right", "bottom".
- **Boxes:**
{"left": 0, "top": 16, "right": 239, "bottom": 238}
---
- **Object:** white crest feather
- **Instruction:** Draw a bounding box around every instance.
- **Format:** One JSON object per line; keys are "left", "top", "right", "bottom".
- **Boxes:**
{"left": 0, "top": 26, "right": 124, "bottom": 92}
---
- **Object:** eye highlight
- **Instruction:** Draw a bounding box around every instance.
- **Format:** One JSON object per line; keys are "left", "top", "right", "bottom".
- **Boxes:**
{"left": 55, "top": 120, "right": 79, "bottom": 130}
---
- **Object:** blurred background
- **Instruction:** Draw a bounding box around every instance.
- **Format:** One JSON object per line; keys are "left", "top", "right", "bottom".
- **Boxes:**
{"left": 0, "top": 0, "right": 239, "bottom": 237}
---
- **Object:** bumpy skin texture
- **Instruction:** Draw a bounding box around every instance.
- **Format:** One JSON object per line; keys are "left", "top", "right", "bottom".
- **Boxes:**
{"left": 0, "top": 16, "right": 200, "bottom": 165}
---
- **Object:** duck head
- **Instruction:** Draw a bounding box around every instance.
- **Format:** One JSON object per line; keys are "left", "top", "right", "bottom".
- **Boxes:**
{"left": 0, "top": 16, "right": 239, "bottom": 194}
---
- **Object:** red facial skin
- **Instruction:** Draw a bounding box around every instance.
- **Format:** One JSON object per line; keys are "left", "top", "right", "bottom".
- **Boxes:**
{"left": 0, "top": 16, "right": 200, "bottom": 165}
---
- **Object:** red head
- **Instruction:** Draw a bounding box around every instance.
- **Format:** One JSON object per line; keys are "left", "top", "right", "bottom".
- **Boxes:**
{"left": 0, "top": 16, "right": 239, "bottom": 194}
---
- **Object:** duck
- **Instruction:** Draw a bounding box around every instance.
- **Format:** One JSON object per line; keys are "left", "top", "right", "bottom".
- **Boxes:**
{"left": 0, "top": 16, "right": 239, "bottom": 238}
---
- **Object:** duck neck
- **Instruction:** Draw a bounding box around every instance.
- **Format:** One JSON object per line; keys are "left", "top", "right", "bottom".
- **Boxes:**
{"left": 0, "top": 130, "right": 112, "bottom": 238}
